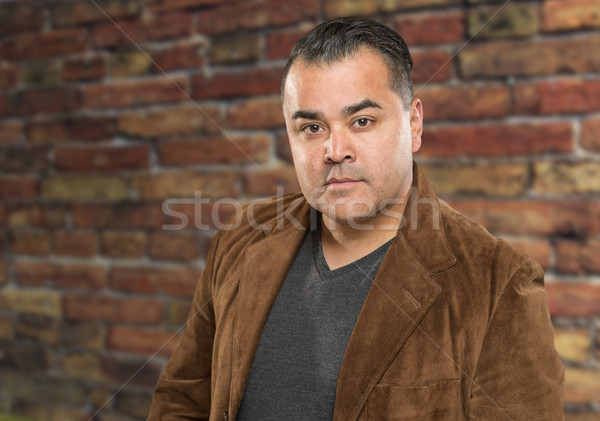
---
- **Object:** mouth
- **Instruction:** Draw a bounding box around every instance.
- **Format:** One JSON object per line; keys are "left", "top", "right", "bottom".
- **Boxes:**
{"left": 325, "top": 177, "right": 361, "bottom": 189}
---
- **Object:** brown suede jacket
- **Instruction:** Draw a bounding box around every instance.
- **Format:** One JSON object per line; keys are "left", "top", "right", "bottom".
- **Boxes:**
{"left": 148, "top": 165, "right": 565, "bottom": 421}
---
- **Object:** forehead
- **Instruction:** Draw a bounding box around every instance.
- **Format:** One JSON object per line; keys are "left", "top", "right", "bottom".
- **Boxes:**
{"left": 283, "top": 48, "right": 395, "bottom": 111}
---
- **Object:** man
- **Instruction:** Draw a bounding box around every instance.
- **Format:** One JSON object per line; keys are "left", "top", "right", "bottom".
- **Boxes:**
{"left": 148, "top": 17, "right": 564, "bottom": 420}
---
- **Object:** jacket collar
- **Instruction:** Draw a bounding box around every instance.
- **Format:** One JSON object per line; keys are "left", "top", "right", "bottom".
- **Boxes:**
{"left": 230, "top": 162, "right": 456, "bottom": 420}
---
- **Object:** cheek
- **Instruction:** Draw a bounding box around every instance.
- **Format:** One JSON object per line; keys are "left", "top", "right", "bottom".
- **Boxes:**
{"left": 291, "top": 144, "right": 320, "bottom": 171}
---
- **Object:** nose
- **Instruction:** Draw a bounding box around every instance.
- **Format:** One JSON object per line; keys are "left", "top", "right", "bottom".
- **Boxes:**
{"left": 324, "top": 127, "right": 356, "bottom": 164}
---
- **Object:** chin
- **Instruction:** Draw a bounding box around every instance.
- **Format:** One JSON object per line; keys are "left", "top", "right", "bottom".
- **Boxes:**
{"left": 320, "top": 205, "right": 380, "bottom": 229}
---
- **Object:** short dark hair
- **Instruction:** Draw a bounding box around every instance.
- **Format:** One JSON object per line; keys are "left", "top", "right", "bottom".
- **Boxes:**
{"left": 281, "top": 17, "right": 414, "bottom": 109}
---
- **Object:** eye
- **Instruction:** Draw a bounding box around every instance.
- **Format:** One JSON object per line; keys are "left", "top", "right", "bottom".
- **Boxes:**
{"left": 353, "top": 118, "right": 372, "bottom": 129}
{"left": 302, "top": 124, "right": 324, "bottom": 135}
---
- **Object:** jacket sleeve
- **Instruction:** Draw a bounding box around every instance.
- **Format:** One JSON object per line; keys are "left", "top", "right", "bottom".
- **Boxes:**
{"left": 147, "top": 230, "right": 223, "bottom": 421}
{"left": 469, "top": 259, "right": 565, "bottom": 420}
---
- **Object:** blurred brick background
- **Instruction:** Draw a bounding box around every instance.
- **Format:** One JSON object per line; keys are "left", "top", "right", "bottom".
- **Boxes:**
{"left": 0, "top": 0, "right": 599, "bottom": 419}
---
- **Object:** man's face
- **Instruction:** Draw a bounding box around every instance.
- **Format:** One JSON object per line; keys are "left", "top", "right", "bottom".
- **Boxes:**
{"left": 282, "top": 47, "right": 423, "bottom": 226}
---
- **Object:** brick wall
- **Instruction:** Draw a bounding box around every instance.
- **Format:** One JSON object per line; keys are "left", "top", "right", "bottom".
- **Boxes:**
{"left": 0, "top": 0, "right": 599, "bottom": 419}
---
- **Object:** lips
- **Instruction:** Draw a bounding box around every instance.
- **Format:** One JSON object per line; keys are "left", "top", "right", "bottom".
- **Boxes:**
{"left": 326, "top": 177, "right": 357, "bottom": 184}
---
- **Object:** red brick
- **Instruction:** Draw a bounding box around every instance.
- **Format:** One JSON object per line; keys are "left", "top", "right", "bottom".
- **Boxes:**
{"left": 266, "top": 27, "right": 312, "bottom": 60}
{"left": 556, "top": 240, "right": 600, "bottom": 275}
{"left": 553, "top": 326, "right": 591, "bottom": 363}
{"left": 61, "top": 353, "right": 162, "bottom": 389}
{"left": 460, "top": 35, "right": 600, "bottom": 79}
{"left": 63, "top": 56, "right": 106, "bottom": 82}
{"left": 0, "top": 120, "right": 23, "bottom": 144}
{"left": 3, "top": 372, "right": 87, "bottom": 408}
{"left": 157, "top": 134, "right": 271, "bottom": 166}
{"left": 582, "top": 115, "right": 600, "bottom": 152}
{"left": 504, "top": 238, "right": 551, "bottom": 270}
{"left": 41, "top": 176, "right": 129, "bottom": 202}
{"left": 73, "top": 203, "right": 167, "bottom": 229}
{"left": 109, "top": 265, "right": 200, "bottom": 297}
{"left": 84, "top": 76, "right": 188, "bottom": 109}
{"left": 2, "top": 87, "right": 82, "bottom": 117}
{"left": 163, "top": 201, "right": 238, "bottom": 231}
{"left": 13, "top": 261, "right": 53, "bottom": 287}
{"left": 564, "top": 413, "right": 600, "bottom": 421}
{"left": 115, "top": 389, "right": 156, "bottom": 417}
{"left": 168, "top": 300, "right": 192, "bottom": 326}
{"left": 53, "top": 263, "right": 106, "bottom": 290}
{"left": 9, "top": 230, "right": 51, "bottom": 256}
{"left": 416, "top": 85, "right": 509, "bottom": 121}
{"left": 0, "top": 29, "right": 89, "bottom": 60}
{"left": 0, "top": 147, "right": 48, "bottom": 173}
{"left": 514, "top": 78, "right": 600, "bottom": 115}
{"left": 132, "top": 171, "right": 240, "bottom": 200}
{"left": 0, "top": 176, "right": 38, "bottom": 201}
{"left": 0, "top": 63, "right": 19, "bottom": 89}
{"left": 420, "top": 121, "right": 573, "bottom": 157}
{"left": 0, "top": 260, "right": 8, "bottom": 286}
{"left": 26, "top": 116, "right": 116, "bottom": 144}
{"left": 0, "top": 288, "right": 62, "bottom": 318}
{"left": 535, "top": 161, "right": 600, "bottom": 194}
{"left": 449, "top": 200, "right": 600, "bottom": 237}
{"left": 21, "top": 59, "right": 62, "bottom": 87}
{"left": 226, "top": 97, "right": 285, "bottom": 129}
{"left": 108, "top": 325, "right": 180, "bottom": 356}
{"left": 468, "top": 3, "right": 539, "bottom": 39}
{"left": 542, "top": 0, "right": 600, "bottom": 32}
{"left": 394, "top": 11, "right": 465, "bottom": 45}
{"left": 209, "top": 33, "right": 261, "bottom": 65}
{"left": 198, "top": 0, "right": 319, "bottom": 34}
{"left": 59, "top": 322, "right": 105, "bottom": 350}
{"left": 276, "top": 131, "right": 293, "bottom": 164}
{"left": 51, "top": 0, "right": 142, "bottom": 27}
{"left": 0, "top": 206, "right": 6, "bottom": 227}
{"left": 148, "top": 0, "right": 222, "bottom": 12}
{"left": 148, "top": 232, "right": 201, "bottom": 262}
{"left": 0, "top": 4, "right": 44, "bottom": 37}
{"left": 421, "top": 163, "right": 528, "bottom": 197}
{"left": 118, "top": 105, "right": 222, "bottom": 139}
{"left": 54, "top": 145, "right": 150, "bottom": 172}
{"left": 109, "top": 51, "right": 152, "bottom": 79}
{"left": 546, "top": 283, "right": 600, "bottom": 318}
{"left": 13, "top": 314, "right": 60, "bottom": 345}
{"left": 53, "top": 230, "right": 97, "bottom": 258}
{"left": 5, "top": 205, "right": 69, "bottom": 229}
{"left": 244, "top": 166, "right": 300, "bottom": 197}
{"left": 564, "top": 368, "right": 600, "bottom": 405}
{"left": 0, "top": 341, "right": 48, "bottom": 373}
{"left": 63, "top": 294, "right": 163, "bottom": 324}
{"left": 152, "top": 40, "right": 207, "bottom": 72}
{"left": 325, "top": 0, "right": 460, "bottom": 17}
{"left": 411, "top": 50, "right": 453, "bottom": 84}
{"left": 193, "top": 67, "right": 283, "bottom": 99}
{"left": 92, "top": 12, "right": 193, "bottom": 48}
{"left": 101, "top": 230, "right": 147, "bottom": 258}
{"left": 0, "top": 314, "right": 12, "bottom": 338}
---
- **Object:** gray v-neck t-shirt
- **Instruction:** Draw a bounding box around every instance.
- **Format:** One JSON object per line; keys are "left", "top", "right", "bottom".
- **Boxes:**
{"left": 236, "top": 226, "right": 392, "bottom": 420}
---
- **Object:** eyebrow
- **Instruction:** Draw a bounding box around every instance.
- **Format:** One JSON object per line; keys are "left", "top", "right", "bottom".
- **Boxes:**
{"left": 291, "top": 98, "right": 382, "bottom": 121}
{"left": 342, "top": 98, "right": 382, "bottom": 116}
{"left": 292, "top": 109, "right": 322, "bottom": 120}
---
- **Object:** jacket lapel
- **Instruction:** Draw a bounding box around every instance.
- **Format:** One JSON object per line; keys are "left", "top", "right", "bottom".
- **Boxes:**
{"left": 333, "top": 164, "right": 457, "bottom": 421}
{"left": 229, "top": 197, "right": 313, "bottom": 417}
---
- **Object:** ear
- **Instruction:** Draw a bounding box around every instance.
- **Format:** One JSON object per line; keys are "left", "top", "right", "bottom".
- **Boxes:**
{"left": 409, "top": 98, "right": 423, "bottom": 153}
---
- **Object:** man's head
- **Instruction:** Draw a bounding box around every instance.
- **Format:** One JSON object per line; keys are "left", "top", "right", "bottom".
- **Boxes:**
{"left": 281, "top": 17, "right": 414, "bottom": 110}
{"left": 281, "top": 18, "right": 423, "bottom": 228}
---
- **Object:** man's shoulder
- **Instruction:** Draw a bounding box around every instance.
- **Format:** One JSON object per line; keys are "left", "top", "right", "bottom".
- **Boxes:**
{"left": 438, "top": 199, "right": 534, "bottom": 275}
